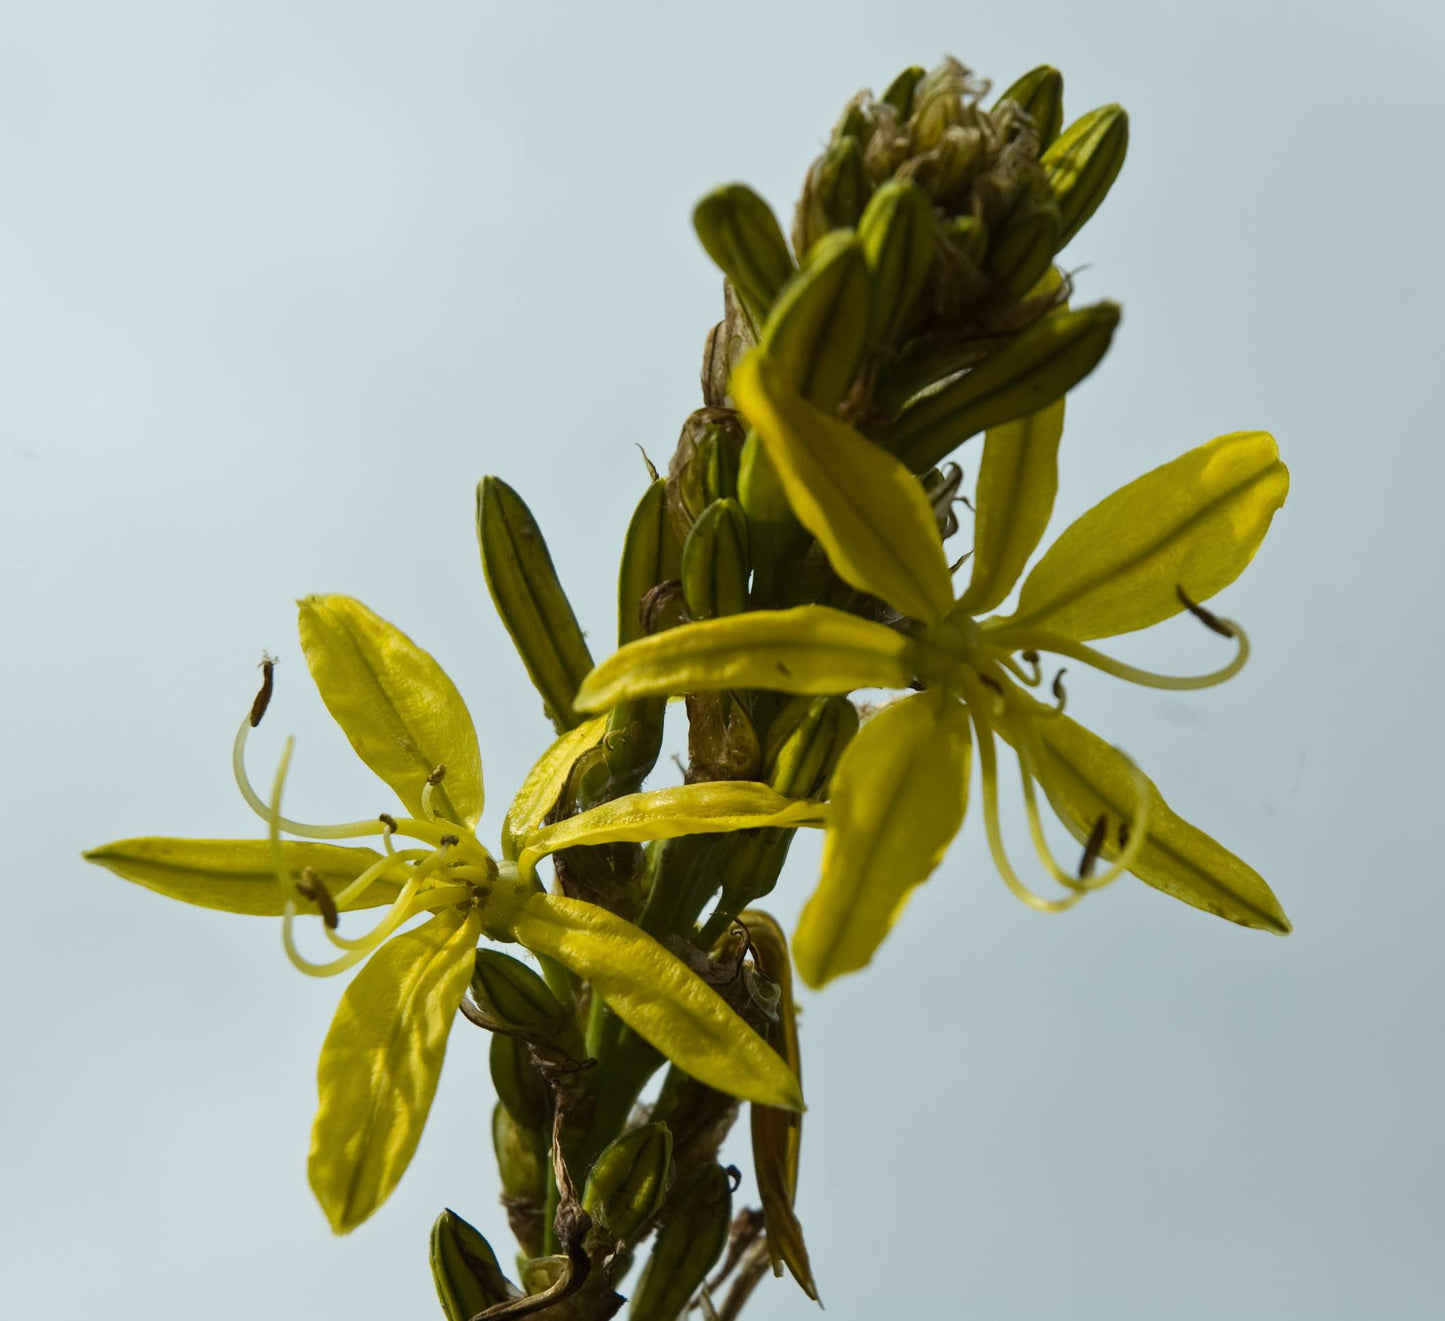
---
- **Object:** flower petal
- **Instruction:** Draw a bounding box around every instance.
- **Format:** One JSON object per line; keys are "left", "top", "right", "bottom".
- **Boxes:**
{"left": 298, "top": 595, "right": 484, "bottom": 826}
{"left": 517, "top": 782, "right": 825, "bottom": 876}
{"left": 574, "top": 606, "right": 916, "bottom": 713}
{"left": 1015, "top": 709, "right": 1290, "bottom": 932}
{"left": 501, "top": 716, "right": 608, "bottom": 861}
{"left": 308, "top": 906, "right": 482, "bottom": 1233}
{"left": 509, "top": 893, "right": 804, "bottom": 1110}
{"left": 993, "top": 432, "right": 1288, "bottom": 642}
{"left": 731, "top": 350, "right": 955, "bottom": 624}
{"left": 793, "top": 690, "right": 971, "bottom": 987}
{"left": 82, "top": 837, "right": 401, "bottom": 916}
{"left": 954, "top": 398, "right": 1065, "bottom": 615}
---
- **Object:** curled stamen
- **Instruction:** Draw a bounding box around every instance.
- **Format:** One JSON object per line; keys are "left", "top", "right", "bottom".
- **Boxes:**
{"left": 993, "top": 622, "right": 1250, "bottom": 692}
{"left": 294, "top": 866, "right": 339, "bottom": 930}
{"left": 1051, "top": 668, "right": 1068, "bottom": 712}
{"left": 1176, "top": 585, "right": 1235, "bottom": 637}
{"left": 378, "top": 813, "right": 397, "bottom": 854}
{"left": 250, "top": 654, "right": 276, "bottom": 728}
{"left": 420, "top": 764, "right": 447, "bottom": 821}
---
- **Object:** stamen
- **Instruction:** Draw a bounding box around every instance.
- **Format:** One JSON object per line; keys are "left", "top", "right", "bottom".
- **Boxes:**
{"left": 294, "top": 866, "right": 339, "bottom": 930}
{"left": 992, "top": 622, "right": 1250, "bottom": 692}
{"left": 421, "top": 764, "right": 447, "bottom": 821}
{"left": 1078, "top": 816, "right": 1108, "bottom": 879}
{"left": 996, "top": 651, "right": 1041, "bottom": 687}
{"left": 1176, "top": 585, "right": 1235, "bottom": 637}
{"left": 250, "top": 654, "right": 276, "bottom": 728}
{"left": 378, "top": 813, "right": 398, "bottom": 854}
{"left": 1051, "top": 668, "right": 1068, "bottom": 712}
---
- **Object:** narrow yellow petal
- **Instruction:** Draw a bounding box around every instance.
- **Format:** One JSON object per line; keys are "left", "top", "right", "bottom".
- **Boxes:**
{"left": 954, "top": 398, "right": 1065, "bottom": 615}
{"left": 993, "top": 432, "right": 1289, "bottom": 642}
{"left": 731, "top": 350, "right": 955, "bottom": 624}
{"left": 793, "top": 690, "right": 971, "bottom": 987}
{"left": 298, "top": 595, "right": 484, "bottom": 826}
{"left": 308, "top": 906, "right": 483, "bottom": 1233}
{"left": 83, "top": 838, "right": 401, "bottom": 916}
{"left": 1010, "top": 709, "right": 1290, "bottom": 932}
{"left": 509, "top": 893, "right": 804, "bottom": 1110}
{"left": 518, "top": 782, "right": 824, "bottom": 875}
{"left": 574, "top": 606, "right": 917, "bottom": 713}
{"left": 500, "top": 715, "right": 607, "bottom": 861}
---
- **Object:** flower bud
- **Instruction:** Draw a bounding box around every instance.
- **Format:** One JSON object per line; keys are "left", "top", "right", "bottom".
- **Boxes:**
{"left": 857, "top": 179, "right": 936, "bottom": 348}
{"left": 477, "top": 476, "right": 593, "bottom": 733}
{"left": 1044, "top": 103, "right": 1129, "bottom": 249}
{"left": 626, "top": 1164, "right": 733, "bottom": 1320}
{"left": 994, "top": 64, "right": 1064, "bottom": 149}
{"left": 621, "top": 477, "right": 686, "bottom": 644}
{"left": 909, "top": 57, "right": 979, "bottom": 151}
{"left": 665, "top": 410, "right": 745, "bottom": 546}
{"left": 737, "top": 433, "right": 805, "bottom": 608}
{"left": 880, "top": 64, "right": 925, "bottom": 117}
{"left": 693, "top": 184, "right": 795, "bottom": 326}
{"left": 888, "top": 301, "right": 1121, "bottom": 472}
{"left": 681, "top": 499, "right": 750, "bottom": 622}
{"left": 759, "top": 231, "right": 870, "bottom": 413}
{"left": 700, "top": 280, "right": 757, "bottom": 408}
{"left": 491, "top": 1103, "right": 546, "bottom": 1259}
{"left": 792, "top": 135, "right": 867, "bottom": 258}
{"left": 764, "top": 696, "right": 858, "bottom": 800}
{"left": 430, "top": 1209, "right": 520, "bottom": 1320}
{"left": 471, "top": 950, "right": 583, "bottom": 1058}
{"left": 490, "top": 1033, "right": 551, "bottom": 1130}
{"left": 986, "top": 200, "right": 1061, "bottom": 303}
{"left": 581, "top": 1122, "right": 674, "bottom": 1249}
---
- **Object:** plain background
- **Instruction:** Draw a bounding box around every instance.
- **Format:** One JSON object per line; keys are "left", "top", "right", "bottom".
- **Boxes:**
{"left": 4, "top": 2, "right": 1442, "bottom": 1317}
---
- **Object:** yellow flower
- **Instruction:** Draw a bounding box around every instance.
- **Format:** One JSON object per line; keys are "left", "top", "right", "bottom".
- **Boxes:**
{"left": 576, "top": 350, "right": 1291, "bottom": 988}
{"left": 86, "top": 594, "right": 811, "bottom": 1232}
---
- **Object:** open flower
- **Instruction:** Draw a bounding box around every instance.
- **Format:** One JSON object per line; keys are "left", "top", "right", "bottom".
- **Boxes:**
{"left": 86, "top": 594, "right": 813, "bottom": 1232}
{"left": 575, "top": 350, "right": 1291, "bottom": 987}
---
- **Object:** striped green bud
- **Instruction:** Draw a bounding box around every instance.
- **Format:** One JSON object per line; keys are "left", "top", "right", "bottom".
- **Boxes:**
{"left": 792, "top": 135, "right": 867, "bottom": 258}
{"left": 664, "top": 410, "right": 745, "bottom": 546}
{"left": 765, "top": 695, "right": 858, "bottom": 800}
{"left": 477, "top": 477, "right": 593, "bottom": 733}
{"left": 627, "top": 1164, "right": 733, "bottom": 1320}
{"left": 880, "top": 65, "right": 925, "bottom": 117}
{"left": 489, "top": 1034, "right": 551, "bottom": 1130}
{"left": 470, "top": 950, "right": 583, "bottom": 1057}
{"left": 491, "top": 1104, "right": 546, "bottom": 1259}
{"left": 430, "top": 1209, "right": 519, "bottom": 1320}
{"left": 1044, "top": 103, "right": 1129, "bottom": 249}
{"left": 858, "top": 179, "right": 936, "bottom": 348}
{"left": 986, "top": 200, "right": 1061, "bottom": 303}
{"left": 693, "top": 184, "right": 795, "bottom": 326}
{"left": 760, "top": 231, "right": 870, "bottom": 413}
{"left": 581, "top": 1122, "right": 674, "bottom": 1248}
{"left": 888, "top": 301, "right": 1121, "bottom": 472}
{"left": 681, "top": 499, "right": 749, "bottom": 621}
{"left": 910, "top": 57, "right": 974, "bottom": 151}
{"left": 994, "top": 64, "right": 1064, "bottom": 148}
{"left": 620, "top": 478, "right": 685, "bottom": 645}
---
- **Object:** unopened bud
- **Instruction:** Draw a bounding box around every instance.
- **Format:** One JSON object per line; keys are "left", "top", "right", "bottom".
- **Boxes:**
{"left": 491, "top": 1103, "right": 546, "bottom": 1259}
{"left": 880, "top": 65, "right": 925, "bottom": 117}
{"left": 618, "top": 478, "right": 685, "bottom": 647}
{"left": 858, "top": 179, "right": 936, "bottom": 348}
{"left": 994, "top": 64, "right": 1064, "bottom": 149}
{"left": 477, "top": 477, "right": 593, "bottom": 733}
{"left": 681, "top": 498, "right": 750, "bottom": 621}
{"left": 700, "top": 280, "right": 757, "bottom": 408}
{"left": 471, "top": 950, "right": 583, "bottom": 1058}
{"left": 888, "top": 301, "right": 1121, "bottom": 472}
{"left": 665, "top": 410, "right": 745, "bottom": 545}
{"left": 764, "top": 696, "right": 858, "bottom": 800}
{"left": 693, "top": 184, "right": 795, "bottom": 326}
{"left": 792, "top": 135, "right": 867, "bottom": 258}
{"left": 626, "top": 1164, "right": 734, "bottom": 1321}
{"left": 430, "top": 1209, "right": 519, "bottom": 1320}
{"left": 489, "top": 1033, "right": 551, "bottom": 1130}
{"left": 1043, "top": 103, "right": 1129, "bottom": 249}
{"left": 581, "top": 1122, "right": 673, "bottom": 1249}
{"left": 986, "top": 200, "right": 1061, "bottom": 302}
{"left": 909, "top": 57, "right": 978, "bottom": 151}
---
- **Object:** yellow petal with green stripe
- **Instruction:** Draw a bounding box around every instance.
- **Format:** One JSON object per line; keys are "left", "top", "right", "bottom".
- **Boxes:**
{"left": 517, "top": 782, "right": 824, "bottom": 875}
{"left": 732, "top": 350, "right": 955, "bottom": 624}
{"left": 298, "top": 595, "right": 483, "bottom": 826}
{"left": 1013, "top": 708, "right": 1290, "bottom": 932}
{"left": 793, "top": 690, "right": 971, "bottom": 987}
{"left": 992, "top": 431, "right": 1288, "bottom": 642}
{"left": 308, "top": 906, "right": 483, "bottom": 1233}
{"left": 509, "top": 893, "right": 804, "bottom": 1110}
{"left": 955, "top": 399, "right": 1065, "bottom": 615}
{"left": 500, "top": 715, "right": 607, "bottom": 860}
{"left": 574, "top": 606, "right": 916, "bottom": 713}
{"left": 82, "top": 837, "right": 402, "bottom": 916}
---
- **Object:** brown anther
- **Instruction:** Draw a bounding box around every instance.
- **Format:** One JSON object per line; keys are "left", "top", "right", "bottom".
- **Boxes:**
{"left": 1022, "top": 649, "right": 1040, "bottom": 665}
{"left": 438, "top": 834, "right": 459, "bottom": 848}
{"left": 426, "top": 763, "right": 447, "bottom": 786}
{"left": 978, "top": 674, "right": 1003, "bottom": 695}
{"left": 1078, "top": 815, "right": 1108, "bottom": 880}
{"left": 1176, "top": 585, "right": 1235, "bottom": 637}
{"left": 1117, "top": 821, "right": 1131, "bottom": 849}
{"left": 294, "top": 866, "right": 339, "bottom": 930}
{"left": 249, "top": 655, "right": 276, "bottom": 728}
{"left": 1051, "top": 668, "right": 1068, "bottom": 709}
{"left": 378, "top": 813, "right": 397, "bottom": 832}
{"left": 724, "top": 1164, "right": 743, "bottom": 1194}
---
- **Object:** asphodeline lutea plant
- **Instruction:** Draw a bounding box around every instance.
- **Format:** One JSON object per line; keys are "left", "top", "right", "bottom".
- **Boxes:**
{"left": 84, "top": 53, "right": 1292, "bottom": 1321}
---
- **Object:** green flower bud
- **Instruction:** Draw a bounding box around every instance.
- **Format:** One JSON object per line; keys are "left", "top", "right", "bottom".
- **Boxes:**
{"left": 681, "top": 499, "right": 750, "bottom": 622}
{"left": 792, "top": 136, "right": 867, "bottom": 259}
{"left": 764, "top": 695, "right": 858, "bottom": 800}
{"left": 581, "top": 1122, "right": 674, "bottom": 1248}
{"left": 761, "top": 231, "right": 870, "bottom": 413}
{"left": 430, "top": 1209, "right": 520, "bottom": 1320}
{"left": 888, "top": 301, "right": 1121, "bottom": 472}
{"left": 1044, "top": 103, "right": 1129, "bottom": 249}
{"left": 857, "top": 179, "right": 937, "bottom": 348}
{"left": 664, "top": 411, "right": 745, "bottom": 546}
{"left": 620, "top": 478, "right": 685, "bottom": 645}
{"left": 986, "top": 200, "right": 1061, "bottom": 303}
{"left": 994, "top": 64, "right": 1064, "bottom": 149}
{"left": 491, "top": 1103, "right": 546, "bottom": 1259}
{"left": 946, "top": 213, "right": 989, "bottom": 264}
{"left": 909, "top": 57, "right": 978, "bottom": 151}
{"left": 626, "top": 1164, "right": 733, "bottom": 1320}
{"left": 477, "top": 476, "right": 593, "bottom": 733}
{"left": 470, "top": 950, "right": 584, "bottom": 1060}
{"left": 737, "top": 434, "right": 806, "bottom": 608}
{"left": 880, "top": 64, "right": 925, "bottom": 117}
{"left": 490, "top": 1034, "right": 551, "bottom": 1130}
{"left": 693, "top": 184, "right": 795, "bottom": 326}
{"left": 700, "top": 280, "right": 756, "bottom": 408}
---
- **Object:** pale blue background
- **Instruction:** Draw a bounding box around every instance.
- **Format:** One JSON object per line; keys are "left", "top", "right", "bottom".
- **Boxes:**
{"left": 4, "top": 2, "right": 1442, "bottom": 1317}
